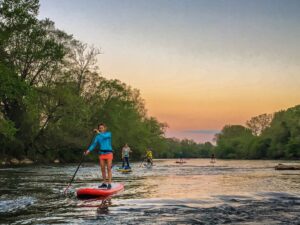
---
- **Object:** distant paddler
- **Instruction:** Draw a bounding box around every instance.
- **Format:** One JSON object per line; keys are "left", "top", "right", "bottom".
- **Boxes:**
{"left": 177, "top": 151, "right": 185, "bottom": 163}
{"left": 210, "top": 153, "right": 216, "bottom": 165}
{"left": 121, "top": 143, "right": 132, "bottom": 169}
{"left": 145, "top": 148, "right": 153, "bottom": 166}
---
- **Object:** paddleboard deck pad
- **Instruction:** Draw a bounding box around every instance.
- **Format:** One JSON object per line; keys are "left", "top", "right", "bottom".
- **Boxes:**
{"left": 77, "top": 183, "right": 124, "bottom": 199}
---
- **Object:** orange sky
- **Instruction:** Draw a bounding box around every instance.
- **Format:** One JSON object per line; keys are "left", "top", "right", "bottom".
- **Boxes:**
{"left": 102, "top": 53, "right": 300, "bottom": 132}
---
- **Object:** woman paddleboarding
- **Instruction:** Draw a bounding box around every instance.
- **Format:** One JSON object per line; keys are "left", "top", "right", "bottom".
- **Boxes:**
{"left": 85, "top": 123, "right": 113, "bottom": 189}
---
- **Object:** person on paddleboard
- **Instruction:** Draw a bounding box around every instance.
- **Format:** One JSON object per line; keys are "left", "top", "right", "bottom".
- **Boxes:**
{"left": 179, "top": 151, "right": 184, "bottom": 163}
{"left": 145, "top": 148, "right": 153, "bottom": 166}
{"left": 210, "top": 153, "right": 216, "bottom": 163}
{"left": 85, "top": 123, "right": 113, "bottom": 189}
{"left": 122, "top": 143, "right": 132, "bottom": 169}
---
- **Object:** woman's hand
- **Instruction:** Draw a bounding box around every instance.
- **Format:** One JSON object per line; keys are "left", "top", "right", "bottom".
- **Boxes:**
{"left": 93, "top": 129, "right": 100, "bottom": 133}
{"left": 84, "top": 150, "right": 90, "bottom": 155}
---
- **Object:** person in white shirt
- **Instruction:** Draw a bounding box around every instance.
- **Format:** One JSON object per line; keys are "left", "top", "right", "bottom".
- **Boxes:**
{"left": 122, "top": 143, "right": 132, "bottom": 168}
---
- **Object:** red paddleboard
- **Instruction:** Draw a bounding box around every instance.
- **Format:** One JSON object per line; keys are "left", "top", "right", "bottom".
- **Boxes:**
{"left": 77, "top": 183, "right": 124, "bottom": 199}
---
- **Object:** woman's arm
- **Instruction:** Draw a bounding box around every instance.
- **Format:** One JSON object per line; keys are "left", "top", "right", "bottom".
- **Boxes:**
{"left": 87, "top": 135, "right": 99, "bottom": 152}
{"left": 99, "top": 131, "right": 111, "bottom": 139}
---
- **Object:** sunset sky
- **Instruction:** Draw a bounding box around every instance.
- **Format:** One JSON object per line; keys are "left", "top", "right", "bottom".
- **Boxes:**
{"left": 39, "top": 0, "right": 300, "bottom": 142}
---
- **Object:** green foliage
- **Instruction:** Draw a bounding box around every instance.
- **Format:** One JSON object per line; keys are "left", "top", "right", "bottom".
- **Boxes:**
{"left": 214, "top": 125, "right": 254, "bottom": 159}
{"left": 0, "top": 0, "right": 169, "bottom": 162}
{"left": 246, "top": 113, "right": 273, "bottom": 136}
{"left": 160, "top": 138, "right": 215, "bottom": 159}
{"left": 215, "top": 106, "right": 300, "bottom": 159}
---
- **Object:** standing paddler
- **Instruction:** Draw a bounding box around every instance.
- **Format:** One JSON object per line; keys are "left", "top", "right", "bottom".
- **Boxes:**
{"left": 85, "top": 123, "right": 113, "bottom": 189}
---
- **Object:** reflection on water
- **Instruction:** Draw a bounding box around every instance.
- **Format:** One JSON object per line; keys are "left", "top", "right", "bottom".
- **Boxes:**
{"left": 0, "top": 159, "right": 299, "bottom": 224}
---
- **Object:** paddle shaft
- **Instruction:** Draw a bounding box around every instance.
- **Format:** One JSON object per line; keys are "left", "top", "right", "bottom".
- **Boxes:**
{"left": 64, "top": 153, "right": 85, "bottom": 194}
{"left": 64, "top": 134, "right": 95, "bottom": 194}
{"left": 139, "top": 157, "right": 146, "bottom": 167}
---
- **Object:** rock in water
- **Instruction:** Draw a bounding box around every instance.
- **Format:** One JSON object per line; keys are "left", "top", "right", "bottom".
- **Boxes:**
{"left": 10, "top": 158, "right": 19, "bottom": 165}
{"left": 275, "top": 163, "right": 300, "bottom": 170}
{"left": 20, "top": 158, "right": 34, "bottom": 164}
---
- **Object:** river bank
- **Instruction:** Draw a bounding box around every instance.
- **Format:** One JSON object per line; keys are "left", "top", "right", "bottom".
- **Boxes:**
{"left": 0, "top": 157, "right": 61, "bottom": 166}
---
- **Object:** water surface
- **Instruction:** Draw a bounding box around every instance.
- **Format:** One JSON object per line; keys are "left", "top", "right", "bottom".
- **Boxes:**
{"left": 0, "top": 159, "right": 299, "bottom": 224}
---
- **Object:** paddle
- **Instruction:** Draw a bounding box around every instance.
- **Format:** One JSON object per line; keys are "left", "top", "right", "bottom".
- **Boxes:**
{"left": 64, "top": 153, "right": 85, "bottom": 194}
{"left": 139, "top": 157, "right": 146, "bottom": 167}
{"left": 64, "top": 134, "right": 96, "bottom": 194}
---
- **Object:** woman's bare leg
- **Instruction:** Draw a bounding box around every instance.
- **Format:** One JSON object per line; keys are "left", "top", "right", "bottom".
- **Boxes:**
{"left": 107, "top": 159, "right": 112, "bottom": 184}
{"left": 100, "top": 159, "right": 107, "bottom": 183}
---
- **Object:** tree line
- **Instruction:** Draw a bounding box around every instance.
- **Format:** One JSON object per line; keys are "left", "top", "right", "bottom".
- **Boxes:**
{"left": 214, "top": 106, "right": 300, "bottom": 159}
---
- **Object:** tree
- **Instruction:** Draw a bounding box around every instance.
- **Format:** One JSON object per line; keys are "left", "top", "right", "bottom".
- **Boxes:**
{"left": 65, "top": 41, "right": 101, "bottom": 95}
{"left": 214, "top": 125, "right": 254, "bottom": 159}
{"left": 246, "top": 113, "right": 273, "bottom": 136}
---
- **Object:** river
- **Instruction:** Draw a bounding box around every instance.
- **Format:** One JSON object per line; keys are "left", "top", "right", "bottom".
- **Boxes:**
{"left": 0, "top": 159, "right": 299, "bottom": 224}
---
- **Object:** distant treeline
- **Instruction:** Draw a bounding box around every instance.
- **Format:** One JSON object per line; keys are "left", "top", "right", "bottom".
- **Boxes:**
{"left": 164, "top": 105, "right": 300, "bottom": 160}
{"left": 215, "top": 106, "right": 300, "bottom": 159}
{"left": 0, "top": 0, "right": 299, "bottom": 163}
